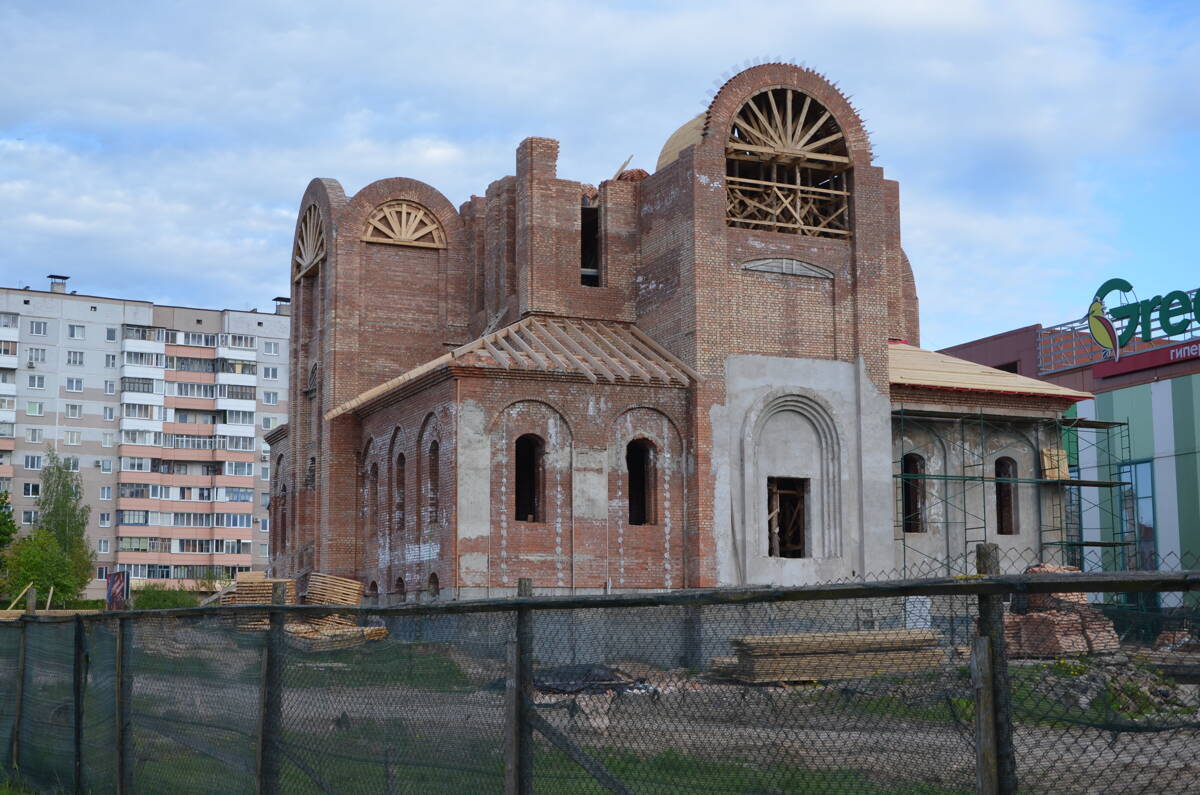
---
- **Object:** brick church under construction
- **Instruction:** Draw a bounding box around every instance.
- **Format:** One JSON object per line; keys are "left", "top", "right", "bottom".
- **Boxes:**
{"left": 267, "top": 64, "right": 1102, "bottom": 600}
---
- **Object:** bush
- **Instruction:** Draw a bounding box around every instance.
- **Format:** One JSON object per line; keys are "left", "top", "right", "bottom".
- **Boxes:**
{"left": 132, "top": 585, "right": 201, "bottom": 610}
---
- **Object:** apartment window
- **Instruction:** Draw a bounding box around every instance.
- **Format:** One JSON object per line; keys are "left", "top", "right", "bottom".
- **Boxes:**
{"left": 22, "top": 482, "right": 39, "bottom": 498}
{"left": 100, "top": 459, "right": 113, "bottom": 473}
{"left": 0, "top": 341, "right": 15, "bottom": 356}
{"left": 226, "top": 334, "right": 256, "bottom": 349}
{"left": 67, "top": 350, "right": 84, "bottom": 366}
{"left": 65, "top": 403, "right": 82, "bottom": 419}
{"left": 104, "top": 380, "right": 116, "bottom": 396}
{"left": 101, "top": 432, "right": 113, "bottom": 447}
{"left": 0, "top": 398, "right": 11, "bottom": 410}
{"left": 100, "top": 486, "right": 112, "bottom": 500}
{"left": 260, "top": 491, "right": 270, "bottom": 508}
{"left": 259, "top": 543, "right": 268, "bottom": 556}
{"left": 66, "top": 377, "right": 83, "bottom": 392}
{"left": 26, "top": 347, "right": 45, "bottom": 363}
{"left": 226, "top": 410, "right": 254, "bottom": 425}
{"left": 224, "top": 487, "right": 253, "bottom": 502}
{"left": 25, "top": 428, "right": 42, "bottom": 443}
{"left": 995, "top": 457, "right": 1019, "bottom": 535}
{"left": 224, "top": 461, "right": 254, "bottom": 477}
{"left": 106, "top": 327, "right": 117, "bottom": 341}
{"left": 262, "top": 417, "right": 275, "bottom": 430}
{"left": 261, "top": 466, "right": 270, "bottom": 481}
{"left": 103, "top": 407, "right": 115, "bottom": 421}
{"left": 27, "top": 374, "right": 45, "bottom": 389}
{"left": 67, "top": 324, "right": 85, "bottom": 339}
{"left": 122, "top": 403, "right": 161, "bottom": 420}
{"left": 222, "top": 384, "right": 255, "bottom": 400}
{"left": 118, "top": 510, "right": 149, "bottom": 526}
{"left": 514, "top": 434, "right": 544, "bottom": 523}
{"left": 0, "top": 418, "right": 12, "bottom": 435}
{"left": 22, "top": 510, "right": 39, "bottom": 525}
{"left": 262, "top": 366, "right": 279, "bottom": 380}
{"left": 215, "top": 513, "right": 253, "bottom": 528}
{"left": 766, "top": 476, "right": 807, "bottom": 558}
{"left": 125, "top": 351, "right": 166, "bottom": 368}
{"left": 121, "top": 457, "right": 151, "bottom": 472}
{"left": 26, "top": 401, "right": 43, "bottom": 416}
{"left": 626, "top": 439, "right": 656, "bottom": 526}
{"left": 260, "top": 516, "right": 270, "bottom": 532}
{"left": 105, "top": 353, "right": 117, "bottom": 368}
{"left": 263, "top": 391, "right": 279, "bottom": 405}
{"left": 0, "top": 313, "right": 16, "bottom": 328}
{"left": 901, "top": 453, "right": 927, "bottom": 534}
{"left": 29, "top": 321, "right": 47, "bottom": 336}
{"left": 96, "top": 566, "right": 110, "bottom": 581}
{"left": 63, "top": 456, "right": 79, "bottom": 472}
{"left": 263, "top": 341, "right": 280, "bottom": 355}
{"left": 98, "top": 537, "right": 110, "bottom": 551}
{"left": 65, "top": 430, "right": 81, "bottom": 446}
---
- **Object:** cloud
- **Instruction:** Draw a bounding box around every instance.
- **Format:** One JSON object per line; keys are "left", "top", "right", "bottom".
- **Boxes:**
{"left": 1, "top": 0, "right": 1198, "bottom": 346}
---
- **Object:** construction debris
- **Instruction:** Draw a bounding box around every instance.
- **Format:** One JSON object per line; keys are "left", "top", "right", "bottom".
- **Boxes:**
{"left": 1002, "top": 564, "right": 1120, "bottom": 657}
{"left": 713, "top": 629, "right": 944, "bottom": 683}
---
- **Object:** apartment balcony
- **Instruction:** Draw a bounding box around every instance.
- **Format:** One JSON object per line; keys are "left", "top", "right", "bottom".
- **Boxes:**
{"left": 121, "top": 338, "right": 166, "bottom": 355}
{"left": 121, "top": 391, "right": 165, "bottom": 407}
{"left": 119, "top": 417, "right": 163, "bottom": 433}
{"left": 0, "top": 326, "right": 18, "bottom": 343}
{"left": 0, "top": 464, "right": 13, "bottom": 479}
{"left": 121, "top": 364, "right": 164, "bottom": 381}
{"left": 217, "top": 346, "right": 257, "bottom": 361}
{"left": 0, "top": 380, "right": 14, "bottom": 398}
{"left": 215, "top": 423, "right": 254, "bottom": 438}
{"left": 0, "top": 408, "right": 14, "bottom": 424}
{"left": 163, "top": 422, "right": 215, "bottom": 436}
{"left": 215, "top": 371, "right": 256, "bottom": 387}
{"left": 0, "top": 354, "right": 16, "bottom": 370}
{"left": 215, "top": 397, "right": 255, "bottom": 413}
{"left": 166, "top": 396, "right": 218, "bottom": 411}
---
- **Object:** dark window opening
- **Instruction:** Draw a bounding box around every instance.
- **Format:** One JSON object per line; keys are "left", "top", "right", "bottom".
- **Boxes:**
{"left": 368, "top": 581, "right": 379, "bottom": 596}
{"left": 996, "top": 457, "right": 1018, "bottom": 535}
{"left": 767, "top": 477, "right": 807, "bottom": 557}
{"left": 368, "top": 462, "right": 379, "bottom": 535}
{"left": 580, "top": 206, "right": 601, "bottom": 286}
{"left": 428, "top": 573, "right": 440, "bottom": 599}
{"left": 395, "top": 454, "right": 406, "bottom": 530}
{"left": 626, "top": 439, "right": 656, "bottom": 525}
{"left": 901, "top": 453, "right": 926, "bottom": 534}
{"left": 427, "top": 441, "right": 440, "bottom": 518}
{"left": 994, "top": 361, "right": 1020, "bottom": 374}
{"left": 395, "top": 578, "right": 405, "bottom": 598}
{"left": 514, "top": 434, "right": 544, "bottom": 522}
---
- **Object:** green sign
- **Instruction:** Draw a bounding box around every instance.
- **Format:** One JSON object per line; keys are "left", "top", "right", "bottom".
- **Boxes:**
{"left": 1089, "top": 278, "right": 1198, "bottom": 361}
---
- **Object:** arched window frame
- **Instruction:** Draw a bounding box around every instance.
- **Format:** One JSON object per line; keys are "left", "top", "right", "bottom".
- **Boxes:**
{"left": 427, "top": 440, "right": 440, "bottom": 525}
{"left": 901, "top": 453, "right": 927, "bottom": 534}
{"left": 395, "top": 453, "right": 407, "bottom": 531}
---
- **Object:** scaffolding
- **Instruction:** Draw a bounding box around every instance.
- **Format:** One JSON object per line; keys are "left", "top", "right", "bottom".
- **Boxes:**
{"left": 892, "top": 409, "right": 1139, "bottom": 578}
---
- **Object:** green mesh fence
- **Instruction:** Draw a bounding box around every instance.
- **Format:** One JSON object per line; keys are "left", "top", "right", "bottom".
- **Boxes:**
{"left": 1, "top": 577, "right": 1198, "bottom": 794}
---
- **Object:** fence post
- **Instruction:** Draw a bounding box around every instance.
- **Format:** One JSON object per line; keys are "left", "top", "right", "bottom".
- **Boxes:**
{"left": 115, "top": 616, "right": 133, "bottom": 795}
{"left": 976, "top": 543, "right": 1017, "bottom": 794}
{"left": 256, "top": 582, "right": 286, "bottom": 795}
{"left": 971, "top": 635, "right": 997, "bottom": 794}
{"left": 505, "top": 578, "right": 534, "bottom": 795}
{"left": 72, "top": 616, "right": 85, "bottom": 794}
{"left": 9, "top": 588, "right": 35, "bottom": 776}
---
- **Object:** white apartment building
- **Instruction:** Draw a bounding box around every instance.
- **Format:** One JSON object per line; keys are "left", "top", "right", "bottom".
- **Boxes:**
{"left": 0, "top": 275, "right": 290, "bottom": 598}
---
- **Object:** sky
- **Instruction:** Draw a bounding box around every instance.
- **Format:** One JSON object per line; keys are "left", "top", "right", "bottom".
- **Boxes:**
{"left": 1, "top": 0, "right": 1198, "bottom": 349}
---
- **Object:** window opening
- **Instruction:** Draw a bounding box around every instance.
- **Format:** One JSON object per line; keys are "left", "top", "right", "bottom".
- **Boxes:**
{"left": 395, "top": 454, "right": 406, "bottom": 530}
{"left": 395, "top": 578, "right": 406, "bottom": 600}
{"left": 767, "top": 476, "right": 807, "bottom": 557}
{"left": 428, "top": 573, "right": 440, "bottom": 599}
{"left": 368, "top": 581, "right": 379, "bottom": 597}
{"left": 368, "top": 463, "right": 379, "bottom": 536}
{"left": 995, "top": 457, "right": 1018, "bottom": 535}
{"left": 901, "top": 453, "right": 926, "bottom": 534}
{"left": 580, "top": 205, "right": 601, "bottom": 286}
{"left": 427, "top": 441, "right": 440, "bottom": 519}
{"left": 726, "top": 88, "right": 850, "bottom": 238}
{"left": 626, "top": 439, "right": 656, "bottom": 525}
{"left": 514, "top": 434, "right": 544, "bottom": 522}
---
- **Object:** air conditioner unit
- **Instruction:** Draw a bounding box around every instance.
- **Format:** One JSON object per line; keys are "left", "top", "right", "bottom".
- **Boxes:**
{"left": 93, "top": 460, "right": 103, "bottom": 468}
{"left": 25, "top": 362, "right": 35, "bottom": 369}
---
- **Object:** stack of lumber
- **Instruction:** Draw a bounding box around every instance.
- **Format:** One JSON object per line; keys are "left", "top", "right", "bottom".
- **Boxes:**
{"left": 713, "top": 629, "right": 944, "bottom": 683}
{"left": 284, "top": 623, "right": 388, "bottom": 652}
{"left": 226, "top": 572, "right": 297, "bottom": 606}
{"left": 0, "top": 610, "right": 101, "bottom": 622}
{"left": 302, "top": 572, "right": 363, "bottom": 629}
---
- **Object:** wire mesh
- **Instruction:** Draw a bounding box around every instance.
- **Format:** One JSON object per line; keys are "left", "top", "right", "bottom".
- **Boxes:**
{"left": 1, "top": 573, "right": 1198, "bottom": 794}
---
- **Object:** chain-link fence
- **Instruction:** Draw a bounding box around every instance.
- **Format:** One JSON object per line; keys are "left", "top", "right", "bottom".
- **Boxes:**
{"left": 2, "top": 561, "right": 1198, "bottom": 793}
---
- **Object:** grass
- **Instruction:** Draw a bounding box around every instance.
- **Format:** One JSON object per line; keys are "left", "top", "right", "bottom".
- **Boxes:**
{"left": 284, "top": 641, "right": 473, "bottom": 692}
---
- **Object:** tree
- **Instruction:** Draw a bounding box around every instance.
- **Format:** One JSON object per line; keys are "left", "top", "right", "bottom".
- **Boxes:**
{"left": 33, "top": 450, "right": 94, "bottom": 601}
{"left": 5, "top": 528, "right": 89, "bottom": 604}
{"left": 0, "top": 488, "right": 16, "bottom": 555}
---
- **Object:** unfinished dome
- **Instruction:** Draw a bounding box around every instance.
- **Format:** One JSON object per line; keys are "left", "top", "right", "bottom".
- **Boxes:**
{"left": 656, "top": 113, "right": 705, "bottom": 172}
{"left": 725, "top": 87, "right": 851, "bottom": 238}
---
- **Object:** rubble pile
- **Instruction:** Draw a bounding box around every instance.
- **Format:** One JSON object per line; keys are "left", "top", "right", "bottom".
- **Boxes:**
{"left": 1003, "top": 564, "right": 1120, "bottom": 658}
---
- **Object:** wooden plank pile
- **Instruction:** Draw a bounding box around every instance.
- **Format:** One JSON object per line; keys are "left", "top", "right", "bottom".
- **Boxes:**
{"left": 283, "top": 571, "right": 388, "bottom": 652}
{"left": 712, "top": 629, "right": 944, "bottom": 683}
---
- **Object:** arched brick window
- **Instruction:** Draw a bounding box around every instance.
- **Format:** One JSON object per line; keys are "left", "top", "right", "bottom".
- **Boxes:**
{"left": 996, "top": 457, "right": 1018, "bottom": 535}
{"left": 626, "top": 439, "right": 656, "bottom": 526}
{"left": 515, "top": 434, "right": 545, "bottom": 522}
{"left": 427, "top": 441, "right": 440, "bottom": 522}
{"left": 395, "top": 577, "right": 406, "bottom": 600}
{"left": 901, "top": 453, "right": 926, "bottom": 534}
{"left": 427, "top": 572, "right": 440, "bottom": 599}
{"left": 368, "top": 462, "right": 380, "bottom": 536}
